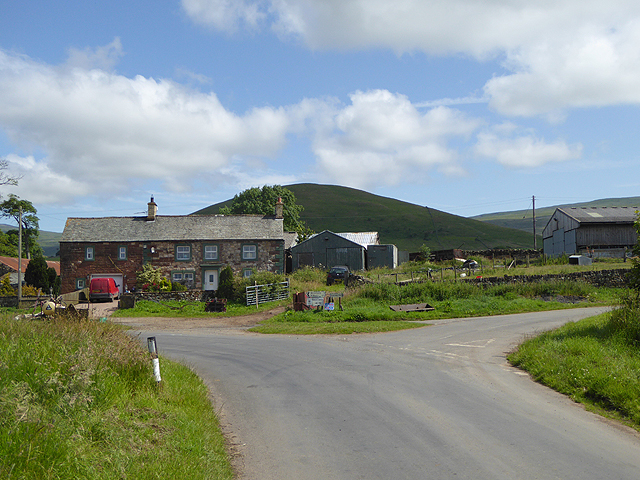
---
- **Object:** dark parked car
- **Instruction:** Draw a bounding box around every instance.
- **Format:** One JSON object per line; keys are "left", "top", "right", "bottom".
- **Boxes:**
{"left": 327, "top": 266, "right": 349, "bottom": 285}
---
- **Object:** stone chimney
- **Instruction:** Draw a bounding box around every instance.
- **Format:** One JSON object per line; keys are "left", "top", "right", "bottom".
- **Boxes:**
{"left": 275, "top": 197, "right": 284, "bottom": 219}
{"left": 147, "top": 196, "right": 158, "bottom": 221}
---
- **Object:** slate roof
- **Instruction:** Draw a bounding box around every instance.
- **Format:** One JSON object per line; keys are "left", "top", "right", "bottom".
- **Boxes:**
{"left": 61, "top": 215, "right": 285, "bottom": 243}
{"left": 558, "top": 206, "right": 639, "bottom": 224}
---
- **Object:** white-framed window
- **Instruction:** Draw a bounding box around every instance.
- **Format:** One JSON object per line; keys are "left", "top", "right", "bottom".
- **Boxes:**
{"left": 172, "top": 271, "right": 195, "bottom": 283}
{"left": 85, "top": 246, "right": 94, "bottom": 260}
{"left": 118, "top": 246, "right": 127, "bottom": 260}
{"left": 76, "top": 278, "right": 86, "bottom": 290}
{"left": 204, "top": 244, "right": 218, "bottom": 261}
{"left": 242, "top": 244, "right": 257, "bottom": 260}
{"left": 243, "top": 269, "right": 253, "bottom": 278}
{"left": 176, "top": 245, "right": 191, "bottom": 261}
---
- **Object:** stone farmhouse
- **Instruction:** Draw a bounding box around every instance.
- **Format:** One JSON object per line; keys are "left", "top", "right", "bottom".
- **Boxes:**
{"left": 59, "top": 197, "right": 286, "bottom": 295}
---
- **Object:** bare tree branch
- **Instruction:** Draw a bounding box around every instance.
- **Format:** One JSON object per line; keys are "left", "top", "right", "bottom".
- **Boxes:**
{"left": 0, "top": 158, "right": 21, "bottom": 187}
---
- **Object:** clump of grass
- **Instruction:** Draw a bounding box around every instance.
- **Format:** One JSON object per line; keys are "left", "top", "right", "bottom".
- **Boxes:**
{"left": 0, "top": 316, "right": 233, "bottom": 479}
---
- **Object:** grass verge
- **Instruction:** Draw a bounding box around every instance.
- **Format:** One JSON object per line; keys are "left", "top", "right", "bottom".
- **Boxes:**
{"left": 253, "top": 280, "right": 621, "bottom": 335}
{"left": 111, "top": 297, "right": 287, "bottom": 318}
{"left": 509, "top": 303, "right": 640, "bottom": 428}
{"left": 0, "top": 316, "right": 233, "bottom": 479}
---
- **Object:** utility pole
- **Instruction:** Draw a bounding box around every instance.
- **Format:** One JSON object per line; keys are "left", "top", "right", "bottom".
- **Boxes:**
{"left": 532, "top": 195, "right": 537, "bottom": 250}
{"left": 18, "top": 206, "right": 22, "bottom": 304}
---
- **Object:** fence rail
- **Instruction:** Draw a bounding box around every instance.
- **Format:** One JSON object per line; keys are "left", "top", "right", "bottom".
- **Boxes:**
{"left": 246, "top": 280, "right": 290, "bottom": 307}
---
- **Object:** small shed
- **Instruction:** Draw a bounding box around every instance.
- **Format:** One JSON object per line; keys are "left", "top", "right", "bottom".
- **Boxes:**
{"left": 543, "top": 206, "right": 638, "bottom": 258}
{"left": 367, "top": 244, "right": 398, "bottom": 269}
{"left": 291, "top": 230, "right": 366, "bottom": 271}
{"left": 569, "top": 255, "right": 592, "bottom": 266}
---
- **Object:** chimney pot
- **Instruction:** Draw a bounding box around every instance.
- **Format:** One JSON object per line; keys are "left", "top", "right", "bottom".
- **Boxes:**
{"left": 275, "top": 197, "right": 284, "bottom": 219}
{"left": 147, "top": 196, "right": 158, "bottom": 221}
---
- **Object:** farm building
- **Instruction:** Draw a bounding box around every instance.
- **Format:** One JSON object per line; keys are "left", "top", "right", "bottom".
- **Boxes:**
{"left": 291, "top": 230, "right": 368, "bottom": 271}
{"left": 542, "top": 206, "right": 638, "bottom": 258}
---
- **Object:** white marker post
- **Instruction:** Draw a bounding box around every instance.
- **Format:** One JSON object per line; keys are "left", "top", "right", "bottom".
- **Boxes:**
{"left": 147, "top": 337, "right": 162, "bottom": 384}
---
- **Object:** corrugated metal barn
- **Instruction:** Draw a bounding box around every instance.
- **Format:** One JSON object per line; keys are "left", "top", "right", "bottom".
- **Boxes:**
{"left": 543, "top": 206, "right": 638, "bottom": 258}
{"left": 291, "top": 230, "right": 367, "bottom": 271}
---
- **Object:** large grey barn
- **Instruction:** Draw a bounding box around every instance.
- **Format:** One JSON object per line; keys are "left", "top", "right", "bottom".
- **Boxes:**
{"left": 542, "top": 206, "right": 638, "bottom": 258}
{"left": 291, "top": 230, "right": 367, "bottom": 271}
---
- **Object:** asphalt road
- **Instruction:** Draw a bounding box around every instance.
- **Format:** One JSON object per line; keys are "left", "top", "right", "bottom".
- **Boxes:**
{"left": 136, "top": 307, "right": 640, "bottom": 480}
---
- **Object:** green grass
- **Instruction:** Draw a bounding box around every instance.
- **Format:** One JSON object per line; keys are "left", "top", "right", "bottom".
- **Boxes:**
{"left": 111, "top": 298, "right": 287, "bottom": 318}
{"left": 252, "top": 318, "right": 425, "bottom": 334}
{"left": 0, "top": 316, "right": 233, "bottom": 479}
{"left": 509, "top": 300, "right": 640, "bottom": 427}
{"left": 251, "top": 279, "right": 621, "bottom": 334}
{"left": 110, "top": 270, "right": 623, "bottom": 335}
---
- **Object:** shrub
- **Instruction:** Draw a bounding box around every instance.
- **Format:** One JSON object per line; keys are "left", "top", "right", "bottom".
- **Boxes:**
{"left": 136, "top": 264, "right": 171, "bottom": 292}
{"left": 609, "top": 290, "right": 640, "bottom": 345}
{"left": 24, "top": 254, "right": 50, "bottom": 293}
{"left": 21, "top": 285, "right": 39, "bottom": 296}
{"left": 218, "top": 266, "right": 235, "bottom": 300}
{"left": 0, "top": 275, "right": 14, "bottom": 296}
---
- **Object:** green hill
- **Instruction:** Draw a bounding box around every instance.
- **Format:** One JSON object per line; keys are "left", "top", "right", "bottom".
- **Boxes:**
{"left": 473, "top": 197, "right": 640, "bottom": 234}
{"left": 194, "top": 183, "right": 537, "bottom": 252}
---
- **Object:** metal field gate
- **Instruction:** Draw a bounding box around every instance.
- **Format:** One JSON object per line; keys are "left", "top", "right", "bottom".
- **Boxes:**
{"left": 246, "top": 280, "right": 290, "bottom": 307}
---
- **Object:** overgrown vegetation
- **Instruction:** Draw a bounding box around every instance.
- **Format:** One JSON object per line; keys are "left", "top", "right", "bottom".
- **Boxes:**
{"left": 253, "top": 267, "right": 620, "bottom": 334}
{"left": 0, "top": 316, "right": 233, "bottom": 479}
{"left": 509, "top": 306, "right": 640, "bottom": 427}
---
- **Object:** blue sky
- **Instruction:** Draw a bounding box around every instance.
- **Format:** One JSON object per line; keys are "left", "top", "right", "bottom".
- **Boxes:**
{"left": 1, "top": 1, "right": 639, "bottom": 233}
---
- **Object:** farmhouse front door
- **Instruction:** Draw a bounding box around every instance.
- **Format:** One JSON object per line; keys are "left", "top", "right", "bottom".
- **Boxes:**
{"left": 204, "top": 269, "right": 219, "bottom": 291}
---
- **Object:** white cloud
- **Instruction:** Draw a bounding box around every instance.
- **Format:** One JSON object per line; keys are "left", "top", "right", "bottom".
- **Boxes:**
{"left": 312, "top": 90, "right": 480, "bottom": 188}
{"left": 65, "top": 38, "right": 124, "bottom": 71}
{"left": 0, "top": 47, "right": 291, "bottom": 203}
{"left": 474, "top": 129, "right": 583, "bottom": 168}
{"left": 3, "top": 154, "right": 91, "bottom": 204}
{"left": 181, "top": 0, "right": 266, "bottom": 32}
{"left": 183, "top": 1, "right": 640, "bottom": 116}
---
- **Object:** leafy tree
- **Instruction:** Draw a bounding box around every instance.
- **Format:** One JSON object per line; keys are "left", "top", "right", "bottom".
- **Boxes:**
{"left": 419, "top": 244, "right": 431, "bottom": 262}
{"left": 219, "top": 185, "right": 313, "bottom": 240}
{"left": 0, "top": 231, "right": 18, "bottom": 257}
{"left": 0, "top": 194, "right": 40, "bottom": 258}
{"left": 24, "top": 254, "right": 50, "bottom": 293}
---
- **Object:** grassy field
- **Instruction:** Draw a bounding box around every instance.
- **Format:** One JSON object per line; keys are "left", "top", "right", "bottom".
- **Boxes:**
{"left": 109, "top": 263, "right": 627, "bottom": 335}
{"left": 0, "top": 317, "right": 234, "bottom": 479}
{"left": 509, "top": 291, "right": 640, "bottom": 428}
{"left": 253, "top": 276, "right": 621, "bottom": 334}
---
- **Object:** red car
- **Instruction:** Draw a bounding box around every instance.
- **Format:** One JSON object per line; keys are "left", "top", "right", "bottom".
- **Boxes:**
{"left": 89, "top": 277, "right": 120, "bottom": 302}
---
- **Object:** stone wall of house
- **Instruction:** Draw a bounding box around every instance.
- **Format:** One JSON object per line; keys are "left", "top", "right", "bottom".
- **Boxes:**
{"left": 60, "top": 239, "right": 284, "bottom": 294}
